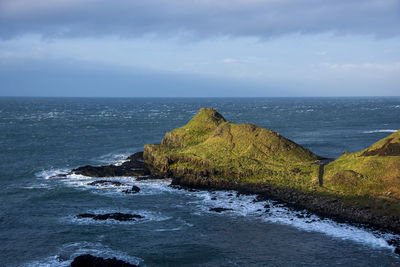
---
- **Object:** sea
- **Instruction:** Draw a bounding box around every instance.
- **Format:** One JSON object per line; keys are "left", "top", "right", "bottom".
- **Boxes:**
{"left": 1, "top": 97, "right": 400, "bottom": 266}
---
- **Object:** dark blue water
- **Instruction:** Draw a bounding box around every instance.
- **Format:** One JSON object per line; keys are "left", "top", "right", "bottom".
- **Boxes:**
{"left": 1, "top": 97, "right": 400, "bottom": 266}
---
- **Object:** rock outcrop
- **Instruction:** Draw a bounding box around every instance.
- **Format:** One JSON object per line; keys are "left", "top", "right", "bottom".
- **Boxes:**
{"left": 122, "top": 185, "right": 141, "bottom": 194}
{"left": 76, "top": 212, "right": 143, "bottom": 222}
{"left": 71, "top": 254, "right": 138, "bottom": 267}
{"left": 72, "top": 152, "right": 150, "bottom": 177}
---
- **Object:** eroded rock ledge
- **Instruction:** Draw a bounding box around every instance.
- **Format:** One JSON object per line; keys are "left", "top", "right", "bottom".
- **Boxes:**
{"left": 71, "top": 152, "right": 150, "bottom": 177}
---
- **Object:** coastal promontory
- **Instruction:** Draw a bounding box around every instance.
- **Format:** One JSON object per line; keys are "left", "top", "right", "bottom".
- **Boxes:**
{"left": 144, "top": 108, "right": 320, "bottom": 189}
{"left": 144, "top": 108, "right": 400, "bottom": 232}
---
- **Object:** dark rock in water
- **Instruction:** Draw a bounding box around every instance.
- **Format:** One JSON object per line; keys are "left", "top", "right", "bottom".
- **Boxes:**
{"left": 387, "top": 238, "right": 400, "bottom": 247}
{"left": 122, "top": 185, "right": 141, "bottom": 194}
{"left": 76, "top": 213, "right": 95, "bottom": 219}
{"left": 49, "top": 173, "right": 68, "bottom": 179}
{"left": 227, "top": 193, "right": 233, "bottom": 197}
{"left": 136, "top": 175, "right": 163, "bottom": 181}
{"left": 168, "top": 184, "right": 200, "bottom": 192}
{"left": 253, "top": 195, "right": 266, "bottom": 203}
{"left": 188, "top": 188, "right": 200, "bottom": 192}
{"left": 127, "top": 151, "right": 144, "bottom": 162}
{"left": 87, "top": 180, "right": 123, "bottom": 186}
{"left": 76, "top": 212, "right": 143, "bottom": 222}
{"left": 210, "top": 207, "right": 233, "bottom": 213}
{"left": 211, "top": 197, "right": 217, "bottom": 200}
{"left": 387, "top": 238, "right": 400, "bottom": 255}
{"left": 71, "top": 254, "right": 138, "bottom": 267}
{"left": 72, "top": 152, "right": 150, "bottom": 177}
{"left": 169, "top": 184, "right": 184, "bottom": 190}
{"left": 92, "top": 213, "right": 142, "bottom": 221}
{"left": 264, "top": 204, "right": 270, "bottom": 209}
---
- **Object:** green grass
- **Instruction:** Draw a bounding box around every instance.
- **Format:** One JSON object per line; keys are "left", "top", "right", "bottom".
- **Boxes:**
{"left": 146, "top": 108, "right": 320, "bottom": 188}
{"left": 144, "top": 108, "right": 400, "bottom": 216}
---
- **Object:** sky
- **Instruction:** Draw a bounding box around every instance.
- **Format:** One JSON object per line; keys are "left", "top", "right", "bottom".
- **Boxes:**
{"left": 0, "top": 0, "right": 399, "bottom": 97}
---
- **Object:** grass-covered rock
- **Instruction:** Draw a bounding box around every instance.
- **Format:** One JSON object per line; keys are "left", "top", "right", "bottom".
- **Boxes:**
{"left": 325, "top": 130, "right": 400, "bottom": 200}
{"left": 143, "top": 108, "right": 400, "bottom": 231}
{"left": 144, "top": 108, "right": 320, "bottom": 190}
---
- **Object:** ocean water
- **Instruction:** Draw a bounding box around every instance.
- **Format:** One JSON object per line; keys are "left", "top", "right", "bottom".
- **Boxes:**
{"left": 1, "top": 97, "right": 400, "bottom": 266}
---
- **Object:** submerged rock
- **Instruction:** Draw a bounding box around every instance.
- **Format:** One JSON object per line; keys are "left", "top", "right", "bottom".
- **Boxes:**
{"left": 87, "top": 180, "right": 123, "bottom": 186}
{"left": 70, "top": 254, "right": 138, "bottom": 267}
{"left": 122, "top": 185, "right": 141, "bottom": 194}
{"left": 76, "top": 212, "right": 143, "bottom": 222}
{"left": 209, "top": 207, "right": 233, "bottom": 213}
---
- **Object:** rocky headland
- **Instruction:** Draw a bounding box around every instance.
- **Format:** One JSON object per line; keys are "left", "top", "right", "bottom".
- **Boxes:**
{"left": 71, "top": 108, "right": 400, "bottom": 234}
{"left": 143, "top": 108, "right": 400, "bottom": 233}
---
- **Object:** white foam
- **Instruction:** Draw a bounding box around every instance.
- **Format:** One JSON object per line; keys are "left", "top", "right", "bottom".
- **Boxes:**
{"left": 187, "top": 190, "right": 396, "bottom": 251}
{"left": 94, "top": 152, "right": 132, "bottom": 166}
{"left": 153, "top": 217, "right": 194, "bottom": 232}
{"left": 37, "top": 168, "right": 70, "bottom": 180}
{"left": 20, "top": 183, "right": 51, "bottom": 190}
{"left": 38, "top": 165, "right": 177, "bottom": 199}
{"left": 363, "top": 129, "right": 397, "bottom": 134}
{"left": 39, "top": 168, "right": 399, "bottom": 252}
{"left": 21, "top": 241, "right": 142, "bottom": 267}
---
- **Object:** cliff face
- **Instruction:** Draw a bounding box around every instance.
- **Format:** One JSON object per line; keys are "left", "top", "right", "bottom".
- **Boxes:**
{"left": 325, "top": 130, "right": 400, "bottom": 200}
{"left": 144, "top": 108, "right": 320, "bottom": 190}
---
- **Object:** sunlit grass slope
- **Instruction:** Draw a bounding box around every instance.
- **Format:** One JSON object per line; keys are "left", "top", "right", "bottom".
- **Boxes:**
{"left": 325, "top": 130, "right": 400, "bottom": 200}
{"left": 145, "top": 108, "right": 320, "bottom": 189}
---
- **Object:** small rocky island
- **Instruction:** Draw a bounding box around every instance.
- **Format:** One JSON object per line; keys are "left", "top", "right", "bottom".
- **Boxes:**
{"left": 72, "top": 108, "right": 400, "bottom": 233}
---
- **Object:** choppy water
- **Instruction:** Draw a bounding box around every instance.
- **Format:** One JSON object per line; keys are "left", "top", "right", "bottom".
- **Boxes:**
{"left": 1, "top": 97, "right": 400, "bottom": 266}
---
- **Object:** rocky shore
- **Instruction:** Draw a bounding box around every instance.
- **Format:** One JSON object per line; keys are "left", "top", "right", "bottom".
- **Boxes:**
{"left": 69, "top": 108, "right": 400, "bottom": 236}
{"left": 71, "top": 152, "right": 150, "bottom": 178}
{"left": 171, "top": 176, "right": 400, "bottom": 234}
{"left": 70, "top": 150, "right": 400, "bottom": 234}
{"left": 142, "top": 108, "right": 400, "bottom": 234}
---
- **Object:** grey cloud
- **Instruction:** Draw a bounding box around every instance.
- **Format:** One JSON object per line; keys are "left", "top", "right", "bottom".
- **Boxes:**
{"left": 0, "top": 0, "right": 399, "bottom": 39}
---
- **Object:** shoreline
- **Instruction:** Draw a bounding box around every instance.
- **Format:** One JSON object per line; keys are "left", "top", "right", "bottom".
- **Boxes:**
{"left": 170, "top": 175, "right": 400, "bottom": 235}
{"left": 69, "top": 151, "right": 400, "bottom": 235}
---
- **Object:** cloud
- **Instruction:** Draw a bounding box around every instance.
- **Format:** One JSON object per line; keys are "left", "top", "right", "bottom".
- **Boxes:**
{"left": 223, "top": 58, "right": 238, "bottom": 63}
{"left": 322, "top": 62, "right": 400, "bottom": 72}
{"left": 0, "top": 0, "right": 399, "bottom": 39}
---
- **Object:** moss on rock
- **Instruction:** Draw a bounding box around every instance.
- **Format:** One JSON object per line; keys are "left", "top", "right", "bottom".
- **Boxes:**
{"left": 143, "top": 109, "right": 400, "bottom": 230}
{"left": 144, "top": 108, "right": 320, "bottom": 190}
{"left": 325, "top": 130, "right": 400, "bottom": 200}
